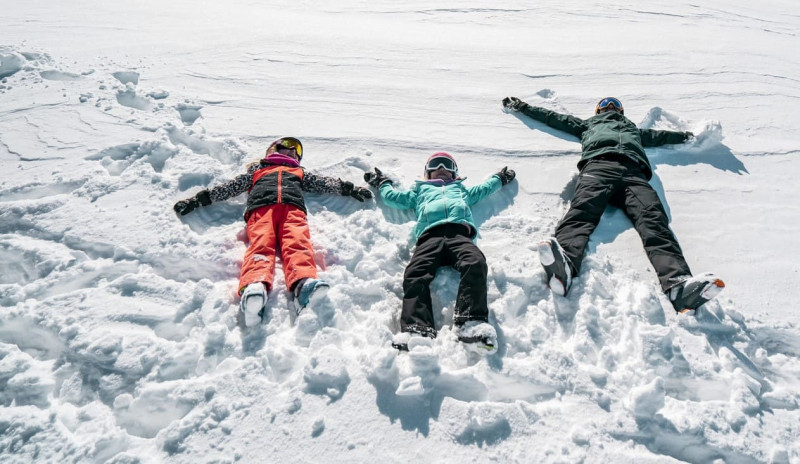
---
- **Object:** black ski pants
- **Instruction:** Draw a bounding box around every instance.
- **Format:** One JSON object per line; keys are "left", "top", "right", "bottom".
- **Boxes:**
{"left": 555, "top": 157, "right": 692, "bottom": 291}
{"left": 401, "top": 223, "right": 488, "bottom": 337}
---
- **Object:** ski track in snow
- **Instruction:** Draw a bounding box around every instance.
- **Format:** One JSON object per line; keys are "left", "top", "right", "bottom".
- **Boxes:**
{"left": 2, "top": 3, "right": 800, "bottom": 463}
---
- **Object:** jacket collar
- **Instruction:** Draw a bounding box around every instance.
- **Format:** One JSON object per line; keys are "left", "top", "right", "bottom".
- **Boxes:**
{"left": 415, "top": 177, "right": 465, "bottom": 187}
{"left": 263, "top": 153, "right": 301, "bottom": 168}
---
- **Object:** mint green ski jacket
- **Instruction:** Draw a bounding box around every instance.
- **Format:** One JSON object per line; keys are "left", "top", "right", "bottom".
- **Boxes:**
{"left": 379, "top": 176, "right": 502, "bottom": 243}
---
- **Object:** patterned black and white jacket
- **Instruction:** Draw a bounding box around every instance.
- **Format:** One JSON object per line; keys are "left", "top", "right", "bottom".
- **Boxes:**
{"left": 208, "top": 160, "right": 351, "bottom": 219}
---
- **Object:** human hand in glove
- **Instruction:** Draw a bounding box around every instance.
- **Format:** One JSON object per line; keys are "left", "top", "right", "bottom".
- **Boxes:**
{"left": 341, "top": 181, "right": 373, "bottom": 202}
{"left": 364, "top": 167, "right": 392, "bottom": 188}
{"left": 502, "top": 97, "right": 524, "bottom": 111}
{"left": 173, "top": 190, "right": 211, "bottom": 216}
{"left": 495, "top": 167, "right": 516, "bottom": 185}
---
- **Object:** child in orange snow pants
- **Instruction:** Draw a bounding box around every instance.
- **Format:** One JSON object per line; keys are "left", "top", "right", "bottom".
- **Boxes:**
{"left": 173, "top": 136, "right": 372, "bottom": 323}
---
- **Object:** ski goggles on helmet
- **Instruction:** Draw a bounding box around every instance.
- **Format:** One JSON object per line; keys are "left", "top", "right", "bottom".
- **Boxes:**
{"left": 268, "top": 137, "right": 303, "bottom": 160}
{"left": 425, "top": 155, "right": 458, "bottom": 173}
{"left": 595, "top": 97, "right": 624, "bottom": 115}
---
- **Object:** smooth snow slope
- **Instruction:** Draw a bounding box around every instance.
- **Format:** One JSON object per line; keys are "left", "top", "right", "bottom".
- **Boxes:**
{"left": 1, "top": 1, "right": 800, "bottom": 463}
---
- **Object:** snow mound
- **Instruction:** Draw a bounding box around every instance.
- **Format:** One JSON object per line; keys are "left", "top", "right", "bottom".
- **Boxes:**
{"left": 641, "top": 106, "right": 724, "bottom": 149}
{"left": 0, "top": 51, "right": 26, "bottom": 79}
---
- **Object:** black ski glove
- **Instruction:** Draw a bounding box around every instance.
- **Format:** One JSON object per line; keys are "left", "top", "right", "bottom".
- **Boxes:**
{"left": 173, "top": 189, "right": 211, "bottom": 216}
{"left": 364, "top": 167, "right": 392, "bottom": 188}
{"left": 502, "top": 97, "right": 524, "bottom": 111}
{"left": 341, "top": 181, "right": 373, "bottom": 202}
{"left": 495, "top": 167, "right": 516, "bottom": 185}
{"left": 683, "top": 131, "right": 695, "bottom": 142}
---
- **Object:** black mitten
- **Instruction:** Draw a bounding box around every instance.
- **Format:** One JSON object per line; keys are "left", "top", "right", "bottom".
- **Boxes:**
{"left": 502, "top": 97, "right": 524, "bottom": 111}
{"left": 341, "top": 181, "right": 373, "bottom": 202}
{"left": 496, "top": 167, "right": 516, "bottom": 185}
{"left": 173, "top": 189, "right": 211, "bottom": 216}
{"left": 173, "top": 198, "right": 199, "bottom": 216}
{"left": 364, "top": 167, "right": 391, "bottom": 188}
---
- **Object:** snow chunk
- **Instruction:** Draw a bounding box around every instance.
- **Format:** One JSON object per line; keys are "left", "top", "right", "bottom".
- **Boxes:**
{"left": 311, "top": 417, "right": 325, "bottom": 437}
{"left": 39, "top": 70, "right": 82, "bottom": 81}
{"left": 0, "top": 343, "right": 55, "bottom": 407}
{"left": 303, "top": 347, "right": 351, "bottom": 401}
{"left": 146, "top": 89, "right": 170, "bottom": 99}
{"left": 0, "top": 51, "right": 26, "bottom": 78}
{"left": 176, "top": 103, "right": 202, "bottom": 125}
{"left": 112, "top": 71, "right": 139, "bottom": 85}
{"left": 444, "top": 401, "right": 512, "bottom": 446}
{"left": 627, "top": 377, "right": 665, "bottom": 420}
{"left": 116, "top": 84, "right": 153, "bottom": 111}
{"left": 115, "top": 382, "right": 198, "bottom": 438}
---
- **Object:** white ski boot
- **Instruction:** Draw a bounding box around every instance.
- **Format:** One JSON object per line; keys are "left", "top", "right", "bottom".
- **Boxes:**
{"left": 240, "top": 282, "right": 268, "bottom": 327}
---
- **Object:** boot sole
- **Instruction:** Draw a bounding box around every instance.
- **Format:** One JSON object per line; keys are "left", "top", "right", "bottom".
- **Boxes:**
{"left": 548, "top": 276, "right": 566, "bottom": 297}
{"left": 702, "top": 279, "right": 725, "bottom": 299}
{"left": 243, "top": 295, "right": 265, "bottom": 327}
{"left": 539, "top": 240, "right": 569, "bottom": 296}
{"left": 538, "top": 240, "right": 556, "bottom": 265}
{"left": 676, "top": 278, "right": 725, "bottom": 314}
{"left": 308, "top": 284, "right": 329, "bottom": 305}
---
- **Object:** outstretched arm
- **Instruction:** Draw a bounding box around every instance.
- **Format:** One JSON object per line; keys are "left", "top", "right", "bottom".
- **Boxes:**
{"left": 364, "top": 167, "right": 417, "bottom": 210}
{"left": 639, "top": 129, "right": 693, "bottom": 147}
{"left": 465, "top": 175, "right": 503, "bottom": 206}
{"left": 503, "top": 97, "right": 586, "bottom": 137}
{"left": 173, "top": 165, "right": 258, "bottom": 216}
{"left": 378, "top": 183, "right": 418, "bottom": 210}
{"left": 303, "top": 171, "right": 372, "bottom": 201}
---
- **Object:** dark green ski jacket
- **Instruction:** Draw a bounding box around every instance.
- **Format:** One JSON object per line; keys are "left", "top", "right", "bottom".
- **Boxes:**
{"left": 517, "top": 104, "right": 691, "bottom": 180}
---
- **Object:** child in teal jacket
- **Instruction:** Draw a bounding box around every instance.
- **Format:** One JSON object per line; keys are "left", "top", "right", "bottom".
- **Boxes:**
{"left": 364, "top": 152, "right": 515, "bottom": 353}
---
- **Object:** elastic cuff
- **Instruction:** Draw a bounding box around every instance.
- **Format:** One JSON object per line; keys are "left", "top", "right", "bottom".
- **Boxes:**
{"left": 664, "top": 275, "right": 691, "bottom": 293}
{"left": 403, "top": 324, "right": 437, "bottom": 339}
{"left": 287, "top": 272, "right": 317, "bottom": 292}
{"left": 453, "top": 315, "right": 488, "bottom": 326}
{"left": 196, "top": 190, "right": 212, "bottom": 206}
{"left": 340, "top": 180, "right": 354, "bottom": 196}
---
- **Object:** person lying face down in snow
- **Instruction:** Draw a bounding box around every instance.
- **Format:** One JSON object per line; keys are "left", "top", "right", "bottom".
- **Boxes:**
{"left": 174, "top": 137, "right": 372, "bottom": 326}
{"left": 502, "top": 96, "right": 724, "bottom": 315}
{"left": 364, "top": 153, "right": 516, "bottom": 354}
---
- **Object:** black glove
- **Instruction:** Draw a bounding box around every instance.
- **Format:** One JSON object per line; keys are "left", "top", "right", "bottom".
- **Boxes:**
{"left": 502, "top": 97, "right": 524, "bottom": 111}
{"left": 364, "top": 167, "right": 391, "bottom": 188}
{"left": 173, "top": 190, "right": 211, "bottom": 216}
{"left": 684, "top": 131, "right": 695, "bottom": 142}
{"left": 341, "top": 181, "right": 373, "bottom": 202}
{"left": 496, "top": 167, "right": 516, "bottom": 185}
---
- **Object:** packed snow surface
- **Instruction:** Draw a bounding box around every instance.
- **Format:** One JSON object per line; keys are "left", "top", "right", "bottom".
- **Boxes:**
{"left": 1, "top": 1, "right": 800, "bottom": 463}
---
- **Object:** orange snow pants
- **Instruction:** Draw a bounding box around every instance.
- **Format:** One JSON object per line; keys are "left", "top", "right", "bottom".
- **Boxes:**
{"left": 238, "top": 204, "right": 318, "bottom": 294}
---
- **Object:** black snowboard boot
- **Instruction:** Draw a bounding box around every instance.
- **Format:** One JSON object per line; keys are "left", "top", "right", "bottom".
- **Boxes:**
{"left": 538, "top": 237, "right": 573, "bottom": 297}
{"left": 667, "top": 272, "right": 725, "bottom": 314}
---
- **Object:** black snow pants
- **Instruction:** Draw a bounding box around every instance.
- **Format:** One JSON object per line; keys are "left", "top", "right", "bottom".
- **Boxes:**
{"left": 555, "top": 156, "right": 692, "bottom": 291}
{"left": 401, "top": 223, "right": 489, "bottom": 337}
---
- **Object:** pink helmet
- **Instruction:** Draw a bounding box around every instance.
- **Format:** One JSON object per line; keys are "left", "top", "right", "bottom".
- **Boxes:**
{"left": 423, "top": 152, "right": 458, "bottom": 178}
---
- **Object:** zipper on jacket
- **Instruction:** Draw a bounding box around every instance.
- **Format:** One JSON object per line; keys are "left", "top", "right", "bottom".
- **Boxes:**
{"left": 442, "top": 184, "right": 448, "bottom": 221}
{"left": 277, "top": 169, "right": 283, "bottom": 204}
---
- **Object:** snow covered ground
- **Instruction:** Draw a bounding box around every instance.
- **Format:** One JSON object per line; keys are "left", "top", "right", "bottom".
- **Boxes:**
{"left": 2, "top": 1, "right": 800, "bottom": 462}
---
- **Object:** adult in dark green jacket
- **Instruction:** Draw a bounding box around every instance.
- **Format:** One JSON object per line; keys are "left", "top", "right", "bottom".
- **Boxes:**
{"left": 503, "top": 96, "right": 724, "bottom": 314}
{"left": 364, "top": 152, "right": 515, "bottom": 353}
